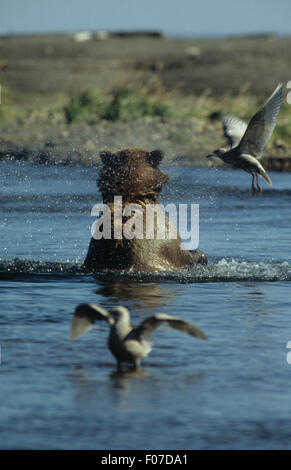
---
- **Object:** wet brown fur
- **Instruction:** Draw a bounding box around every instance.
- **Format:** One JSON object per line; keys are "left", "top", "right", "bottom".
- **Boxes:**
{"left": 84, "top": 148, "right": 207, "bottom": 272}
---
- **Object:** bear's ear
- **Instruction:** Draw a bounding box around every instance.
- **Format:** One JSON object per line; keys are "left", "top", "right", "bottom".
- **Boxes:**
{"left": 100, "top": 150, "right": 125, "bottom": 168}
{"left": 100, "top": 150, "right": 114, "bottom": 165}
{"left": 147, "top": 149, "right": 165, "bottom": 167}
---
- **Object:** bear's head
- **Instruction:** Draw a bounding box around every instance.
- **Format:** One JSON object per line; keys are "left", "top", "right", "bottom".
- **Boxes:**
{"left": 97, "top": 148, "right": 169, "bottom": 203}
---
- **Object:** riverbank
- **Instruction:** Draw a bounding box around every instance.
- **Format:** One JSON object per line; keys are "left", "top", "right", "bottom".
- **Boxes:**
{"left": 1, "top": 117, "right": 290, "bottom": 171}
{"left": 0, "top": 32, "right": 290, "bottom": 170}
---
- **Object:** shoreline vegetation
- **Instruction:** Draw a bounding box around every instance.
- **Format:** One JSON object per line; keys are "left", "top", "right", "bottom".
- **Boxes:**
{"left": 0, "top": 31, "right": 291, "bottom": 170}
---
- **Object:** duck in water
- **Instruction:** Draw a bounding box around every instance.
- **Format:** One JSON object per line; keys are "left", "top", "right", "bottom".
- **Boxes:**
{"left": 70, "top": 304, "right": 207, "bottom": 370}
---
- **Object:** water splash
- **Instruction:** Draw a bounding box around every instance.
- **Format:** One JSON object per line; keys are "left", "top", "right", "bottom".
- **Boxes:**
{"left": 0, "top": 257, "right": 290, "bottom": 283}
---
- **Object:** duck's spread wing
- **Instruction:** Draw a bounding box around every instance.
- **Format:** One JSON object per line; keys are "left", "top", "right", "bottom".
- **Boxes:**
{"left": 132, "top": 313, "right": 207, "bottom": 340}
{"left": 69, "top": 304, "right": 112, "bottom": 340}
{"left": 238, "top": 84, "right": 283, "bottom": 158}
{"left": 222, "top": 115, "right": 248, "bottom": 148}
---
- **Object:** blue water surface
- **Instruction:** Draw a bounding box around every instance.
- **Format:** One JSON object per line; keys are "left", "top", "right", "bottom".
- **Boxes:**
{"left": 0, "top": 160, "right": 291, "bottom": 450}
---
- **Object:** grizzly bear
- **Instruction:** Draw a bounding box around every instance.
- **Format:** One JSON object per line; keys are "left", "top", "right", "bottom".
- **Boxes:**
{"left": 84, "top": 148, "right": 207, "bottom": 272}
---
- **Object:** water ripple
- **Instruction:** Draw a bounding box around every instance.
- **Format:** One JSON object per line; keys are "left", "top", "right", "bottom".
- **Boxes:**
{"left": 0, "top": 257, "right": 290, "bottom": 283}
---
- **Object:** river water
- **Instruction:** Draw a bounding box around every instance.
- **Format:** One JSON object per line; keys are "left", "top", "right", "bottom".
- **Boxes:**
{"left": 1, "top": 160, "right": 291, "bottom": 450}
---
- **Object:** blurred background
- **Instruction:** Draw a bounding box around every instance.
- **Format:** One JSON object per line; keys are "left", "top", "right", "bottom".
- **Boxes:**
{"left": 2, "top": 0, "right": 291, "bottom": 38}
{"left": 0, "top": 0, "right": 291, "bottom": 167}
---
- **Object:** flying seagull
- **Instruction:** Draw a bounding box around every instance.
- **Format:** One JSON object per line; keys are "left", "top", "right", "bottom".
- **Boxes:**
{"left": 207, "top": 83, "right": 283, "bottom": 195}
{"left": 69, "top": 304, "right": 207, "bottom": 369}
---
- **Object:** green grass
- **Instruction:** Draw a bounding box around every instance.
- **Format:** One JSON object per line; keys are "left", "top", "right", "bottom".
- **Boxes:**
{"left": 1, "top": 81, "right": 290, "bottom": 148}
{"left": 275, "top": 122, "right": 291, "bottom": 143}
{"left": 63, "top": 84, "right": 170, "bottom": 123}
{"left": 63, "top": 89, "right": 102, "bottom": 124}
{"left": 62, "top": 84, "right": 263, "bottom": 125}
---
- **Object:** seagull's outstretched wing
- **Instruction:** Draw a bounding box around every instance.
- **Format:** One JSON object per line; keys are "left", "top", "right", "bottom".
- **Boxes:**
{"left": 222, "top": 115, "right": 248, "bottom": 148}
{"left": 238, "top": 83, "right": 283, "bottom": 158}
{"left": 70, "top": 304, "right": 112, "bottom": 340}
{"left": 132, "top": 313, "right": 207, "bottom": 341}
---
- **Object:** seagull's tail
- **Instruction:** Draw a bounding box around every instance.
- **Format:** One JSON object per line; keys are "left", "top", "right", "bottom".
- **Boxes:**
{"left": 257, "top": 164, "right": 272, "bottom": 185}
